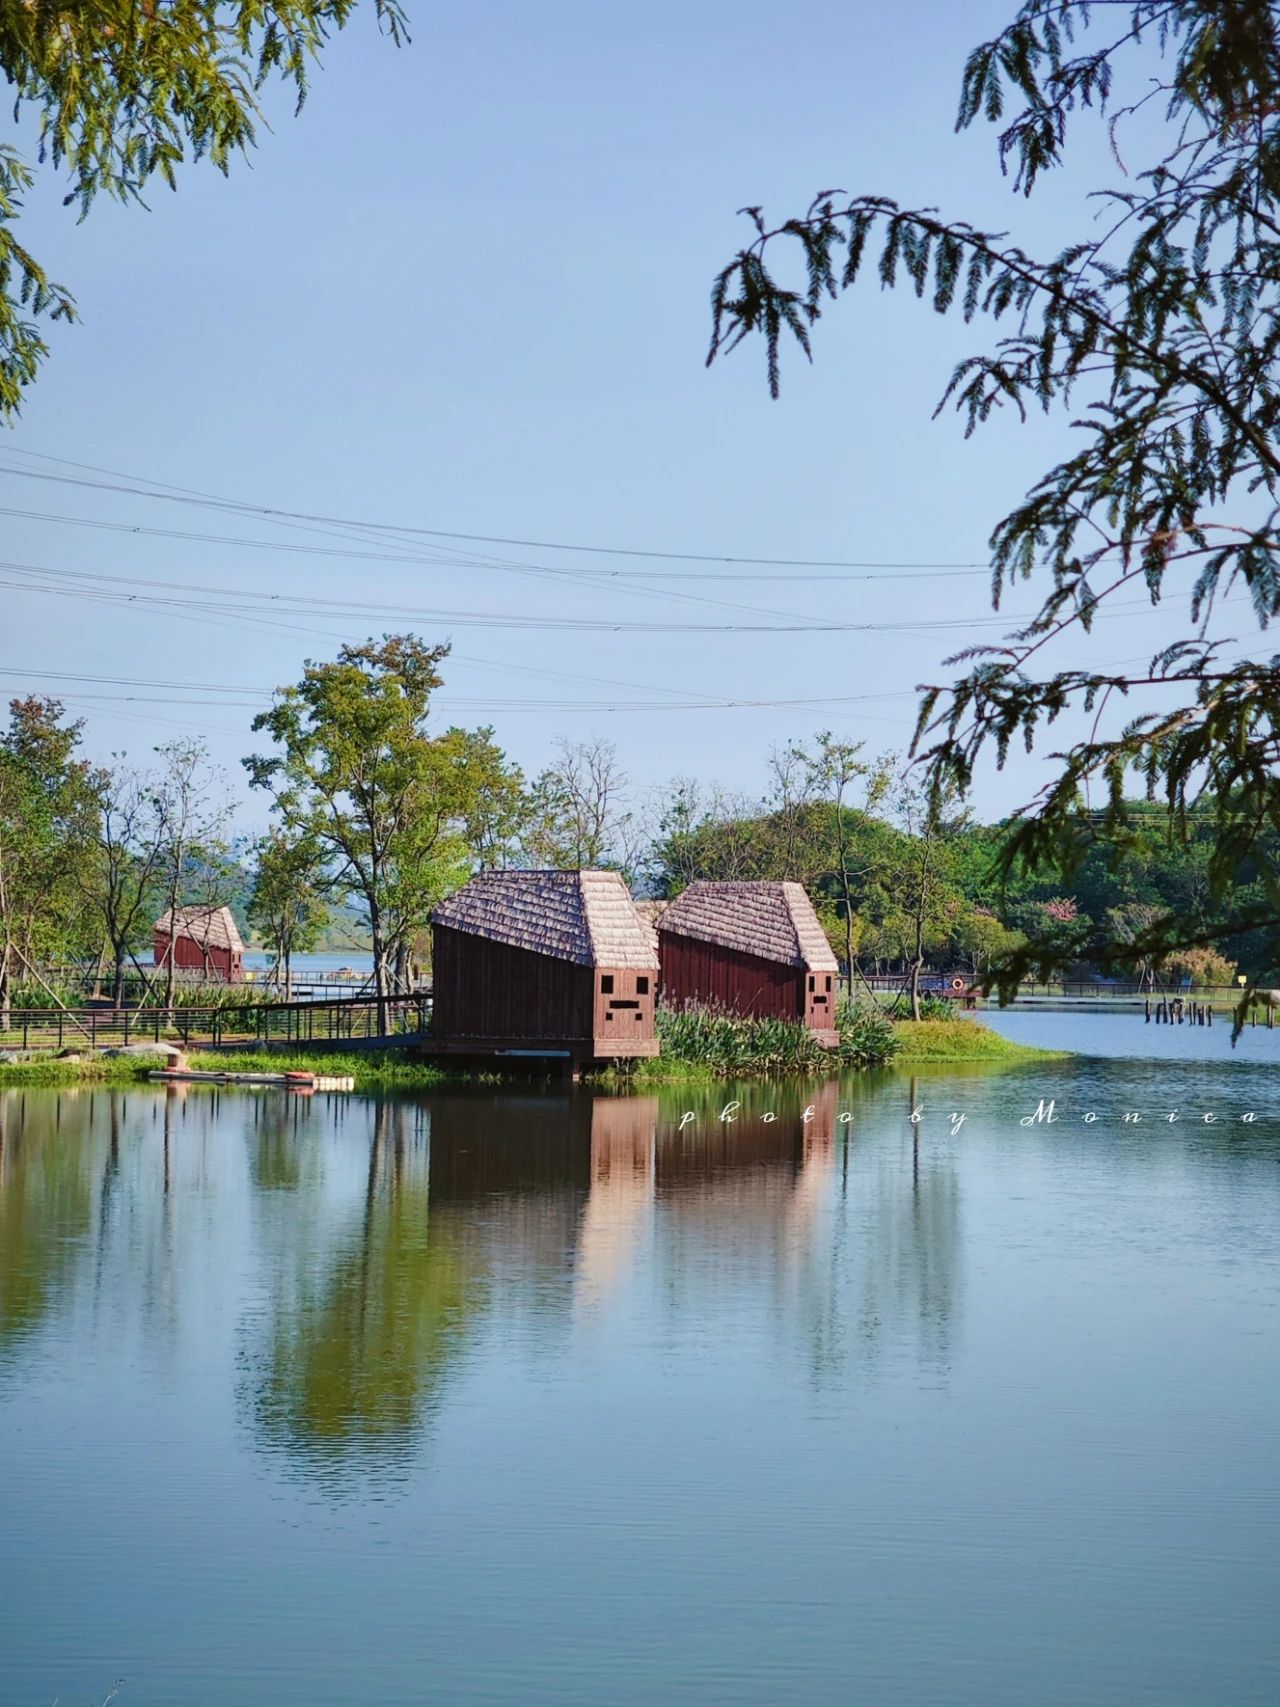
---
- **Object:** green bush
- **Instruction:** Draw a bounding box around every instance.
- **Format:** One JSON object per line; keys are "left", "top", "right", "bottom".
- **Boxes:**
{"left": 834, "top": 999, "right": 900, "bottom": 1068}
{"left": 653, "top": 998, "right": 898, "bottom": 1079}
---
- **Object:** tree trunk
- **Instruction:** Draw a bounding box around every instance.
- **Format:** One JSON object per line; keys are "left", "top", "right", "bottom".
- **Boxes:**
{"left": 283, "top": 948, "right": 292, "bottom": 1004}
{"left": 0, "top": 940, "right": 10, "bottom": 1033}
{"left": 163, "top": 917, "right": 177, "bottom": 1012}
{"left": 112, "top": 948, "right": 126, "bottom": 1008}
{"left": 909, "top": 957, "right": 923, "bottom": 1022}
{"left": 370, "top": 914, "right": 390, "bottom": 1033}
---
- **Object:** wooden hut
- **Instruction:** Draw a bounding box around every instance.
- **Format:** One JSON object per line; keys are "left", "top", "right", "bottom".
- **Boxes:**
{"left": 429, "top": 870, "right": 659, "bottom": 1063}
{"left": 657, "top": 880, "right": 839, "bottom": 1044}
{"left": 153, "top": 905, "right": 245, "bottom": 983}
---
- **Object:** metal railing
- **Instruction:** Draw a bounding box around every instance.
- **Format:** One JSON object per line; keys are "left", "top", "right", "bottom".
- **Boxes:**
{"left": 0, "top": 992, "right": 431, "bottom": 1054}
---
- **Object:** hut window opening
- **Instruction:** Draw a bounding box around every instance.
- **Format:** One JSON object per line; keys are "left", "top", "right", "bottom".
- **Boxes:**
{"left": 606, "top": 1011, "right": 614, "bottom": 1022}
{"left": 825, "top": 976, "right": 832, "bottom": 992}
{"left": 637, "top": 976, "right": 649, "bottom": 995}
{"left": 601, "top": 975, "right": 614, "bottom": 994}
{"left": 609, "top": 1000, "right": 640, "bottom": 1010}
{"left": 808, "top": 975, "right": 815, "bottom": 992}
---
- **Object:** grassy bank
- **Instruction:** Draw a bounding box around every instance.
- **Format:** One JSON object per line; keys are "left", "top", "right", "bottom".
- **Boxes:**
{"left": 891, "top": 1019, "right": 1067, "bottom": 1063}
{"left": 0, "top": 1014, "right": 1062, "bottom": 1090}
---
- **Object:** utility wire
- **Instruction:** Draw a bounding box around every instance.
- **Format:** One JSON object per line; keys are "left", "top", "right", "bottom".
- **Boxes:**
{"left": 0, "top": 447, "right": 991, "bottom": 570}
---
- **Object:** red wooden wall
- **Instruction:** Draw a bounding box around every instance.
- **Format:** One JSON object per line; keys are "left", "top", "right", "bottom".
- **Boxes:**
{"left": 657, "top": 931, "right": 803, "bottom": 1021}
{"left": 153, "top": 931, "right": 241, "bottom": 982}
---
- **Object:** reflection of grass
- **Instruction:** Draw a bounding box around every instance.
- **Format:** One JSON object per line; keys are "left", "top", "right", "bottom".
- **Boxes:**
{"left": 0, "top": 1050, "right": 473, "bottom": 1090}
{"left": 892, "top": 1020, "right": 1067, "bottom": 1062}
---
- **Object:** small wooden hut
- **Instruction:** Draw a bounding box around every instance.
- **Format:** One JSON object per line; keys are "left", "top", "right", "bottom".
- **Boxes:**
{"left": 153, "top": 905, "right": 245, "bottom": 983}
{"left": 430, "top": 870, "right": 659, "bottom": 1062}
{"left": 657, "top": 880, "right": 839, "bottom": 1044}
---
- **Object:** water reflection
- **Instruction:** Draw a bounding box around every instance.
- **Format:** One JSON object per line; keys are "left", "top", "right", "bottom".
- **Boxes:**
{"left": 0, "top": 1079, "right": 960, "bottom": 1483}
{"left": 0, "top": 1089, "right": 97, "bottom": 1362}
{"left": 248, "top": 1099, "right": 480, "bottom": 1487}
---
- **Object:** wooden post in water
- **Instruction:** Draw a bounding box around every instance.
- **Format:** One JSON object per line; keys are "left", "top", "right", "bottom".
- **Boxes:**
{"left": 1145, "top": 999, "right": 1151, "bottom": 1023}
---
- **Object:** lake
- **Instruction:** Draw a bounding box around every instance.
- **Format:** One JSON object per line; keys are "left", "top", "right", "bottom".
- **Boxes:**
{"left": 2, "top": 1018, "right": 1279, "bottom": 1706}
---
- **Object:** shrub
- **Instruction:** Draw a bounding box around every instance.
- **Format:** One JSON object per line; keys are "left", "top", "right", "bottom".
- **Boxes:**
{"left": 834, "top": 999, "right": 900, "bottom": 1068}
{"left": 654, "top": 998, "right": 899, "bottom": 1078}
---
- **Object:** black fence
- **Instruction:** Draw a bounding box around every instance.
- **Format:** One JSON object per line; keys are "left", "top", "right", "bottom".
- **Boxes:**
{"left": 0, "top": 993, "right": 431, "bottom": 1054}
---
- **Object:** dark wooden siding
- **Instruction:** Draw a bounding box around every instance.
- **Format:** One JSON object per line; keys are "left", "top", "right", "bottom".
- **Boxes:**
{"left": 658, "top": 930, "right": 803, "bottom": 1021}
{"left": 431, "top": 924, "right": 594, "bottom": 1041}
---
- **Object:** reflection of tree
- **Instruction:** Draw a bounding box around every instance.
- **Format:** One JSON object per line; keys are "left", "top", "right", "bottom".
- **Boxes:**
{"left": 0, "top": 1089, "right": 97, "bottom": 1367}
{"left": 250, "top": 1099, "right": 483, "bottom": 1486}
{"left": 245, "top": 1093, "right": 319, "bottom": 1196}
{"left": 835, "top": 1072, "right": 962, "bottom": 1374}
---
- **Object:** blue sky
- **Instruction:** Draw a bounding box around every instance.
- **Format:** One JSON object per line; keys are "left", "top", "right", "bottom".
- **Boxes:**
{"left": 2, "top": 0, "right": 1209, "bottom": 827}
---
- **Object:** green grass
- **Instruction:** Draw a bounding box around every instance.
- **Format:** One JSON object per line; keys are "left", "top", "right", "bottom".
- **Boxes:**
{"left": 890, "top": 1019, "right": 1068, "bottom": 1062}
{"left": 185, "top": 1049, "right": 471, "bottom": 1087}
{"left": 0, "top": 1017, "right": 1062, "bottom": 1090}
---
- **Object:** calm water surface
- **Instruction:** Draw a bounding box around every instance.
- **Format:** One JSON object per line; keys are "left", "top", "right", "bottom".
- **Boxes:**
{"left": 2, "top": 1026, "right": 1278, "bottom": 1705}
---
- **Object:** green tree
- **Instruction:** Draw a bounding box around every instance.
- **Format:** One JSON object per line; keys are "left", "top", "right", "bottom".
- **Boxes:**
{"left": 248, "top": 827, "right": 329, "bottom": 1000}
{"left": 0, "top": 0, "right": 406, "bottom": 419}
{"left": 882, "top": 776, "right": 966, "bottom": 1019}
{"left": 706, "top": 0, "right": 1280, "bottom": 1003}
{"left": 805, "top": 733, "right": 891, "bottom": 991}
{"left": 246, "top": 635, "right": 516, "bottom": 1024}
{"left": 0, "top": 697, "right": 98, "bottom": 1024}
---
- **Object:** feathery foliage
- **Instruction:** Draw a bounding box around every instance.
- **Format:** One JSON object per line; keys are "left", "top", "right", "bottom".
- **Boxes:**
{"left": 0, "top": 0, "right": 407, "bottom": 416}
{"left": 707, "top": 1, "right": 1280, "bottom": 1021}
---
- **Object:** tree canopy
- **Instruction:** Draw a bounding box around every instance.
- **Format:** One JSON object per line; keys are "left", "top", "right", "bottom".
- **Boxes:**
{"left": 0, "top": 0, "right": 406, "bottom": 418}
{"left": 707, "top": 0, "right": 1280, "bottom": 1007}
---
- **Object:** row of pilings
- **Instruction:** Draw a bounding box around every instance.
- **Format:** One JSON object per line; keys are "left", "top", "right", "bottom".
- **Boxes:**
{"left": 1146, "top": 997, "right": 1215, "bottom": 1026}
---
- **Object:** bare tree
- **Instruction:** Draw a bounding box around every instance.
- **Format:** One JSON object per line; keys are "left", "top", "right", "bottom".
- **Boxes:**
{"left": 525, "top": 738, "right": 630, "bottom": 869}
{"left": 80, "top": 760, "right": 169, "bottom": 1007}
{"left": 153, "top": 740, "right": 236, "bottom": 1008}
{"left": 766, "top": 740, "right": 822, "bottom": 885}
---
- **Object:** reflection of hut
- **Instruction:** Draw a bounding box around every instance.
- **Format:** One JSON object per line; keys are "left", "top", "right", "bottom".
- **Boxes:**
{"left": 575, "top": 1096, "right": 658, "bottom": 1308}
{"left": 430, "top": 871, "right": 659, "bottom": 1062}
{"left": 657, "top": 881, "right": 839, "bottom": 1044}
{"left": 153, "top": 905, "right": 244, "bottom": 982}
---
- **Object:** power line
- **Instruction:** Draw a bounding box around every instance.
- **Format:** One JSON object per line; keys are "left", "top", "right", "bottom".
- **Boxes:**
{"left": 0, "top": 502, "right": 993, "bottom": 583}
{"left": 0, "top": 558, "right": 1024, "bottom": 634}
{"left": 0, "top": 448, "right": 992, "bottom": 570}
{"left": 0, "top": 663, "right": 916, "bottom": 715}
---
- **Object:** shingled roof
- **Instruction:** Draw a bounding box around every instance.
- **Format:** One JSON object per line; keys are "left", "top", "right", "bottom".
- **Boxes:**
{"left": 431, "top": 870, "right": 659, "bottom": 970}
{"left": 657, "top": 881, "right": 838, "bottom": 972}
{"left": 154, "top": 904, "right": 245, "bottom": 954}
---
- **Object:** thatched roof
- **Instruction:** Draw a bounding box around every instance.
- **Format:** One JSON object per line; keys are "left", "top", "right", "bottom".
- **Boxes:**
{"left": 154, "top": 904, "right": 245, "bottom": 954}
{"left": 431, "top": 870, "right": 659, "bottom": 970}
{"left": 657, "top": 881, "right": 838, "bottom": 972}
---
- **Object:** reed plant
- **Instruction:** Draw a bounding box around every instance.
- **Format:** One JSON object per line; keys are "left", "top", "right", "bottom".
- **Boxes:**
{"left": 653, "top": 998, "right": 899, "bottom": 1079}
